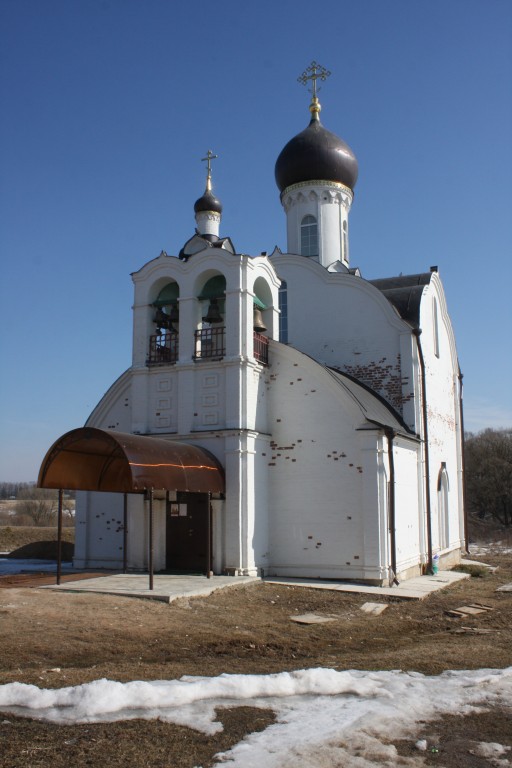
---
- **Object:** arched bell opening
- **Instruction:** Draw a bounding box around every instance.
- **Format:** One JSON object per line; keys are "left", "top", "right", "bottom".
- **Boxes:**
{"left": 253, "top": 276, "right": 274, "bottom": 365}
{"left": 195, "top": 273, "right": 227, "bottom": 360}
{"left": 147, "top": 280, "right": 180, "bottom": 366}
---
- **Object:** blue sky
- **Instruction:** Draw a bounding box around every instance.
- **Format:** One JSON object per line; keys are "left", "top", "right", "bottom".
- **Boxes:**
{"left": 1, "top": 0, "right": 511, "bottom": 481}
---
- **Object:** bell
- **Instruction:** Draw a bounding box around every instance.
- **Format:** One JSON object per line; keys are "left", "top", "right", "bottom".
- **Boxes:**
{"left": 202, "top": 298, "right": 223, "bottom": 324}
{"left": 168, "top": 303, "right": 179, "bottom": 323}
{"left": 153, "top": 307, "right": 169, "bottom": 331}
{"left": 253, "top": 305, "right": 267, "bottom": 332}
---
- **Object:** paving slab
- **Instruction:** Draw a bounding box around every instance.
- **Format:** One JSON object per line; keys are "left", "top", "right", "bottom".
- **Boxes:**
{"left": 360, "top": 602, "right": 388, "bottom": 615}
{"left": 290, "top": 613, "right": 337, "bottom": 625}
{"left": 445, "top": 603, "right": 494, "bottom": 618}
{"left": 42, "top": 573, "right": 260, "bottom": 603}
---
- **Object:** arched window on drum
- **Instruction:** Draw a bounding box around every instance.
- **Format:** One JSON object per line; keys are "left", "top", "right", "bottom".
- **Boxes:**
{"left": 301, "top": 215, "right": 318, "bottom": 258}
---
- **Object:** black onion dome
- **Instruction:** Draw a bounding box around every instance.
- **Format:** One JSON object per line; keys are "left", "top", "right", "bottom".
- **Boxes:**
{"left": 194, "top": 189, "right": 223, "bottom": 214}
{"left": 275, "top": 118, "right": 358, "bottom": 193}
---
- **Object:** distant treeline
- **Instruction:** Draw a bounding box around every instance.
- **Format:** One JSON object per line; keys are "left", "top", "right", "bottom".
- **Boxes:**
{"left": 0, "top": 483, "right": 76, "bottom": 500}
{"left": 0, "top": 482, "right": 35, "bottom": 499}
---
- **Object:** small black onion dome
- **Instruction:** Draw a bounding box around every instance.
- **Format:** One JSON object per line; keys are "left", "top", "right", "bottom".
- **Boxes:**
{"left": 194, "top": 189, "right": 223, "bottom": 215}
{"left": 275, "top": 117, "right": 358, "bottom": 193}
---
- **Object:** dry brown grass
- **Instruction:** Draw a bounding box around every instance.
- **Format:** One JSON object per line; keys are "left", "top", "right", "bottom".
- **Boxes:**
{"left": 0, "top": 550, "right": 511, "bottom": 767}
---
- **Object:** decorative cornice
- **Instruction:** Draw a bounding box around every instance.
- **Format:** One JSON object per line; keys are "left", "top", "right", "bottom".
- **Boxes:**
{"left": 195, "top": 211, "right": 221, "bottom": 221}
{"left": 281, "top": 179, "right": 353, "bottom": 199}
{"left": 282, "top": 181, "right": 353, "bottom": 213}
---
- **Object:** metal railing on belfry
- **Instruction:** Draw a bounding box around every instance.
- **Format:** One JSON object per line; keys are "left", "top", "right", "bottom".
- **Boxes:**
{"left": 147, "top": 332, "right": 179, "bottom": 366}
{"left": 194, "top": 327, "right": 226, "bottom": 360}
{"left": 253, "top": 331, "right": 269, "bottom": 365}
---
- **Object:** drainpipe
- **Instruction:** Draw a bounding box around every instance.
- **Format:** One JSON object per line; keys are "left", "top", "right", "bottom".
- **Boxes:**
{"left": 207, "top": 491, "right": 212, "bottom": 579}
{"left": 458, "top": 370, "right": 469, "bottom": 553}
{"left": 123, "top": 493, "right": 128, "bottom": 573}
{"left": 385, "top": 428, "right": 399, "bottom": 585}
{"left": 413, "top": 328, "right": 433, "bottom": 573}
{"left": 148, "top": 488, "right": 154, "bottom": 591}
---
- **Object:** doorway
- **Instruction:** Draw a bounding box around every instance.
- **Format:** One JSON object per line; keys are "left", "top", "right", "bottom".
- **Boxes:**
{"left": 165, "top": 492, "right": 210, "bottom": 572}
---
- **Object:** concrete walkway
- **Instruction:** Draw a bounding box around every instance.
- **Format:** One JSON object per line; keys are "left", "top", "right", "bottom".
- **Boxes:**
{"left": 42, "top": 573, "right": 260, "bottom": 603}
{"left": 264, "top": 570, "right": 469, "bottom": 600}
{"left": 42, "top": 568, "right": 469, "bottom": 603}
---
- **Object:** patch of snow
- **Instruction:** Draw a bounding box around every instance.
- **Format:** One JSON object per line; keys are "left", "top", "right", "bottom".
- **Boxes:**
{"left": 473, "top": 741, "right": 511, "bottom": 758}
{"left": 469, "top": 543, "right": 512, "bottom": 556}
{"left": 0, "top": 667, "right": 511, "bottom": 766}
{"left": 0, "top": 558, "right": 73, "bottom": 575}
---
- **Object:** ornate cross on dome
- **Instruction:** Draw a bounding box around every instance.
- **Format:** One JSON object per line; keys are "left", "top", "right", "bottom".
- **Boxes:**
{"left": 297, "top": 61, "right": 331, "bottom": 98}
{"left": 201, "top": 149, "right": 218, "bottom": 191}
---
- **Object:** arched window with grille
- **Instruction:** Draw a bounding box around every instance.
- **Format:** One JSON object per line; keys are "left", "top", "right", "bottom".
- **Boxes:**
{"left": 433, "top": 297, "right": 440, "bottom": 357}
{"left": 437, "top": 464, "right": 450, "bottom": 550}
{"left": 300, "top": 215, "right": 318, "bottom": 258}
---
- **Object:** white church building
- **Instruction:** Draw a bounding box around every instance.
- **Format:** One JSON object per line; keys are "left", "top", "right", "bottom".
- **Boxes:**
{"left": 64, "top": 65, "right": 465, "bottom": 585}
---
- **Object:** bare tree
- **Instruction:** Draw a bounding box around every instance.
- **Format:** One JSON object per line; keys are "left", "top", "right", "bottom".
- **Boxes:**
{"left": 16, "top": 488, "right": 57, "bottom": 526}
{"left": 465, "top": 428, "right": 512, "bottom": 527}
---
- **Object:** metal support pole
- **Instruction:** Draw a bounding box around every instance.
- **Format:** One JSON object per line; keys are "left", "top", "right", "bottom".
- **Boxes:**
{"left": 56, "top": 489, "right": 63, "bottom": 585}
{"left": 207, "top": 492, "right": 212, "bottom": 579}
{"left": 123, "top": 493, "right": 128, "bottom": 573}
{"left": 148, "top": 488, "right": 154, "bottom": 590}
{"left": 458, "top": 371, "right": 469, "bottom": 554}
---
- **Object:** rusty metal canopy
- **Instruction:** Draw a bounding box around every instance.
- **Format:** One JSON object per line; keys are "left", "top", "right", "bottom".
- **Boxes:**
{"left": 38, "top": 428, "right": 225, "bottom": 494}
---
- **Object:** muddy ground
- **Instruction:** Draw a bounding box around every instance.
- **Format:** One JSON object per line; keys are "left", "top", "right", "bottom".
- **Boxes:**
{"left": 0, "top": 550, "right": 511, "bottom": 767}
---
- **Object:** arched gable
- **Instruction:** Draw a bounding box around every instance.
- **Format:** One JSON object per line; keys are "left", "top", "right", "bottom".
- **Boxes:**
{"left": 419, "top": 271, "right": 460, "bottom": 373}
{"left": 271, "top": 251, "right": 410, "bottom": 331}
{"left": 86, "top": 368, "right": 132, "bottom": 432}
{"left": 269, "top": 252, "right": 412, "bottom": 412}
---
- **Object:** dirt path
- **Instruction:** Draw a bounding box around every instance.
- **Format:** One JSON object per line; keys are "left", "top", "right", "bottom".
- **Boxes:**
{"left": 1, "top": 552, "right": 511, "bottom": 767}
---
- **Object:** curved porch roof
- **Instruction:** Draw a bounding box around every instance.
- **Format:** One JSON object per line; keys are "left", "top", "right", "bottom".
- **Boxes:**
{"left": 37, "top": 428, "right": 225, "bottom": 494}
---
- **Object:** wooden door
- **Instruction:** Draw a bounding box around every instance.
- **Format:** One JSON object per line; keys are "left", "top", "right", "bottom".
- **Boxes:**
{"left": 166, "top": 492, "right": 209, "bottom": 572}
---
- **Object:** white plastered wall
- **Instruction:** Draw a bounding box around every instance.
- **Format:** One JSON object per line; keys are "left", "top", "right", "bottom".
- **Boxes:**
{"left": 270, "top": 253, "right": 411, "bottom": 417}
{"left": 74, "top": 372, "right": 133, "bottom": 569}
{"left": 417, "top": 273, "right": 464, "bottom": 559}
{"left": 392, "top": 435, "right": 423, "bottom": 575}
{"left": 264, "top": 343, "right": 390, "bottom": 582}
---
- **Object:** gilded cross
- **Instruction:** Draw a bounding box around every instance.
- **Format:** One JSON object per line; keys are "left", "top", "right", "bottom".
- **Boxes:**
{"left": 297, "top": 61, "right": 331, "bottom": 97}
{"left": 201, "top": 149, "right": 218, "bottom": 190}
